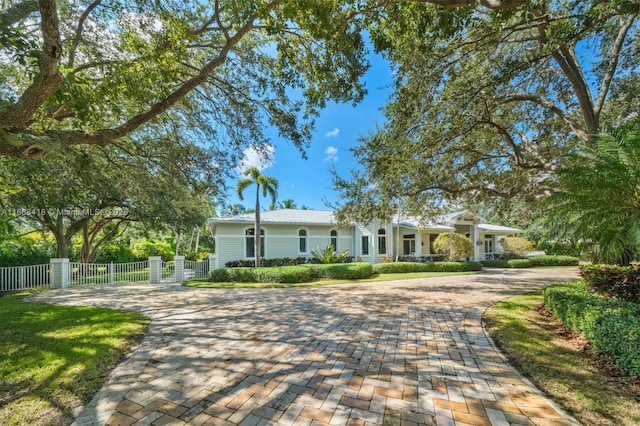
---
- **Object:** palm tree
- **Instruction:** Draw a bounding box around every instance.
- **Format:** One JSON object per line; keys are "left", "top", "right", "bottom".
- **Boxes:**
{"left": 278, "top": 199, "right": 297, "bottom": 209}
{"left": 236, "top": 167, "right": 278, "bottom": 267}
{"left": 221, "top": 203, "right": 247, "bottom": 216}
{"left": 543, "top": 126, "right": 640, "bottom": 265}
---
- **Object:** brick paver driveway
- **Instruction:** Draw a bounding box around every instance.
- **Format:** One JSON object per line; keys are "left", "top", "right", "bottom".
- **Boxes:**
{"left": 30, "top": 267, "right": 581, "bottom": 426}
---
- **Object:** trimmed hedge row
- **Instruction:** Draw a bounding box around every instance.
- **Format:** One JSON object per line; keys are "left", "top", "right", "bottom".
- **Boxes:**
{"left": 544, "top": 281, "right": 640, "bottom": 377}
{"left": 529, "top": 255, "right": 580, "bottom": 266}
{"left": 373, "top": 261, "right": 482, "bottom": 274}
{"left": 480, "top": 259, "right": 532, "bottom": 268}
{"left": 579, "top": 264, "right": 640, "bottom": 302}
{"left": 481, "top": 255, "right": 580, "bottom": 268}
{"left": 208, "top": 262, "right": 373, "bottom": 283}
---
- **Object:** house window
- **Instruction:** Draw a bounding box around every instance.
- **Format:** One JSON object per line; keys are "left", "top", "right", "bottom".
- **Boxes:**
{"left": 377, "top": 228, "right": 387, "bottom": 255}
{"left": 298, "top": 229, "right": 308, "bottom": 254}
{"left": 330, "top": 230, "right": 338, "bottom": 250}
{"left": 362, "top": 235, "right": 370, "bottom": 256}
{"left": 403, "top": 234, "right": 416, "bottom": 255}
{"left": 245, "top": 228, "right": 265, "bottom": 258}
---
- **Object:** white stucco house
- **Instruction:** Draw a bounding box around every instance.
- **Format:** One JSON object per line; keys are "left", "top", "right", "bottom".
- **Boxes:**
{"left": 207, "top": 209, "right": 523, "bottom": 269}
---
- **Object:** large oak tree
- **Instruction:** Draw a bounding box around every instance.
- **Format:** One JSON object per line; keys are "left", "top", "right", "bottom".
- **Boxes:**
{"left": 332, "top": 0, "right": 640, "bottom": 224}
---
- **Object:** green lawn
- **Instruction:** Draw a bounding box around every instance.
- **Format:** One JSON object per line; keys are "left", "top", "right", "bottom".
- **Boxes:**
{"left": 483, "top": 292, "right": 640, "bottom": 426}
{"left": 0, "top": 291, "right": 150, "bottom": 426}
{"left": 184, "top": 270, "right": 481, "bottom": 288}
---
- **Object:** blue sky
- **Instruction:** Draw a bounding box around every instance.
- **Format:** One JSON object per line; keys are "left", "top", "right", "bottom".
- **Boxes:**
{"left": 223, "top": 50, "right": 394, "bottom": 213}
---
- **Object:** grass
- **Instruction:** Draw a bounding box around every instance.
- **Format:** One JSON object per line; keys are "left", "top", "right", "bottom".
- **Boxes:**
{"left": 0, "top": 291, "right": 150, "bottom": 426}
{"left": 184, "top": 270, "right": 481, "bottom": 288}
{"left": 483, "top": 291, "right": 640, "bottom": 426}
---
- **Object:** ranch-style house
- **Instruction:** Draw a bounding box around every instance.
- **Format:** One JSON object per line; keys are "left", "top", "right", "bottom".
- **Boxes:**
{"left": 207, "top": 209, "right": 522, "bottom": 269}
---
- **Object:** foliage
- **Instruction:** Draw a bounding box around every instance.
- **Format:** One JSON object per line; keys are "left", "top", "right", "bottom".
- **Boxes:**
{"left": 538, "top": 240, "right": 590, "bottom": 259}
{"left": 372, "top": 261, "right": 482, "bottom": 274}
{"left": 332, "top": 1, "right": 640, "bottom": 222}
{"left": 132, "top": 239, "right": 174, "bottom": 262}
{"left": 544, "top": 282, "right": 640, "bottom": 377}
{"left": 209, "top": 266, "right": 313, "bottom": 284}
{"left": 93, "top": 244, "right": 137, "bottom": 264}
{"left": 432, "top": 233, "right": 473, "bottom": 261}
{"left": 0, "top": 1, "right": 370, "bottom": 159}
{"left": 0, "top": 237, "right": 55, "bottom": 266}
{"left": 542, "top": 126, "right": 640, "bottom": 265}
{"left": 480, "top": 259, "right": 532, "bottom": 268}
{"left": 0, "top": 293, "right": 149, "bottom": 425}
{"left": 579, "top": 264, "right": 640, "bottom": 302}
{"left": 311, "top": 244, "right": 351, "bottom": 264}
{"left": 304, "top": 263, "right": 373, "bottom": 280}
{"left": 527, "top": 255, "right": 580, "bottom": 267}
{"left": 499, "top": 237, "right": 534, "bottom": 258}
{"left": 485, "top": 292, "right": 640, "bottom": 425}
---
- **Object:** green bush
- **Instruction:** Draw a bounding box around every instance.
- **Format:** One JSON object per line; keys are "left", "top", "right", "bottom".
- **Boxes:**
{"left": 579, "top": 264, "right": 640, "bottom": 302}
{"left": 373, "top": 261, "right": 482, "bottom": 274}
{"left": 528, "top": 255, "right": 580, "bottom": 267}
{"left": 432, "top": 233, "right": 474, "bottom": 261}
{"left": 209, "top": 265, "right": 313, "bottom": 283}
{"left": 132, "top": 239, "right": 174, "bottom": 261}
{"left": 0, "top": 238, "right": 55, "bottom": 266}
{"left": 94, "top": 244, "right": 137, "bottom": 263}
{"left": 499, "top": 236, "right": 534, "bottom": 258}
{"left": 305, "top": 262, "right": 373, "bottom": 279}
{"left": 480, "top": 259, "right": 532, "bottom": 268}
{"left": 544, "top": 281, "right": 640, "bottom": 377}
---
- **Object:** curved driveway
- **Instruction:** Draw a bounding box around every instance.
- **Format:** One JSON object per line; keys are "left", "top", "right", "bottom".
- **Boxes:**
{"left": 30, "top": 267, "right": 581, "bottom": 426}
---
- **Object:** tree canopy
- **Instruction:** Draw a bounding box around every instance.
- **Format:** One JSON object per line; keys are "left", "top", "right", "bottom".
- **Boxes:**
{"left": 333, "top": 0, "right": 640, "bottom": 222}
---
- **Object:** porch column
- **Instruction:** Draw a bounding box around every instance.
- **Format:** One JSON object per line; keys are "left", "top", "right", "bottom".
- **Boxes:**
{"left": 471, "top": 225, "right": 481, "bottom": 261}
{"left": 50, "top": 258, "right": 69, "bottom": 289}
{"left": 415, "top": 233, "right": 423, "bottom": 257}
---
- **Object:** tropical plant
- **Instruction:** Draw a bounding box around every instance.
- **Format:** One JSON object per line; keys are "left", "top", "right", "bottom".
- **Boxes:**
{"left": 236, "top": 167, "right": 278, "bottom": 267}
{"left": 277, "top": 199, "right": 298, "bottom": 209}
{"left": 543, "top": 126, "right": 640, "bottom": 265}
{"left": 311, "top": 244, "right": 350, "bottom": 264}
{"left": 499, "top": 237, "right": 534, "bottom": 258}
{"left": 432, "top": 233, "right": 473, "bottom": 261}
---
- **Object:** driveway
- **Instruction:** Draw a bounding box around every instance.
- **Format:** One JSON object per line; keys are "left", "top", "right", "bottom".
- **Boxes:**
{"left": 29, "top": 267, "right": 581, "bottom": 426}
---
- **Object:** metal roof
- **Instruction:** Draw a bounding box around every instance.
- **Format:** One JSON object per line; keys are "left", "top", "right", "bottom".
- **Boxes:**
{"left": 210, "top": 209, "right": 337, "bottom": 225}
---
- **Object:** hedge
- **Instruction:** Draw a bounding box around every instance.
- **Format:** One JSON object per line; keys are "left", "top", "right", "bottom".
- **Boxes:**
{"left": 480, "top": 259, "right": 532, "bottom": 268}
{"left": 528, "top": 255, "right": 580, "bottom": 267}
{"left": 372, "top": 261, "right": 482, "bottom": 274}
{"left": 304, "top": 262, "right": 373, "bottom": 280}
{"left": 579, "top": 264, "right": 640, "bottom": 302}
{"left": 544, "top": 281, "right": 640, "bottom": 377}
{"left": 208, "top": 262, "right": 373, "bottom": 283}
{"left": 209, "top": 265, "right": 314, "bottom": 283}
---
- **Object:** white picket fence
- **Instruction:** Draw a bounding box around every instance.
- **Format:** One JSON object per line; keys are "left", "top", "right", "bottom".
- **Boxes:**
{"left": 0, "top": 255, "right": 215, "bottom": 292}
{"left": 0, "top": 263, "right": 50, "bottom": 291}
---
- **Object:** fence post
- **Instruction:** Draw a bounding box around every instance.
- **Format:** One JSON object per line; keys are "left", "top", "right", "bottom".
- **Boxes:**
{"left": 50, "top": 258, "right": 70, "bottom": 289}
{"left": 174, "top": 255, "right": 185, "bottom": 282}
{"left": 19, "top": 267, "right": 25, "bottom": 290}
{"left": 149, "top": 256, "right": 162, "bottom": 283}
{"left": 109, "top": 262, "right": 115, "bottom": 284}
{"left": 208, "top": 253, "right": 217, "bottom": 271}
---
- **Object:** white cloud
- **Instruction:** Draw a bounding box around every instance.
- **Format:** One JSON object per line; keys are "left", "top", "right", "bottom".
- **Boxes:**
{"left": 324, "top": 146, "right": 338, "bottom": 162}
{"left": 236, "top": 144, "right": 275, "bottom": 175}
{"left": 325, "top": 128, "right": 340, "bottom": 137}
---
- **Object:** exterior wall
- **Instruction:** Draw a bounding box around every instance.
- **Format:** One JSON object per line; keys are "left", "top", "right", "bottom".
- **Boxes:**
{"left": 213, "top": 222, "right": 354, "bottom": 267}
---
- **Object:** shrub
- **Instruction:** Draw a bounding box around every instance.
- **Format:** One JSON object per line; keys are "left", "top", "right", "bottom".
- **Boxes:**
{"left": 132, "top": 239, "right": 174, "bottom": 261}
{"left": 544, "top": 281, "right": 640, "bottom": 377}
{"left": 373, "top": 261, "right": 482, "bottom": 274}
{"left": 499, "top": 236, "right": 534, "bottom": 258}
{"left": 0, "top": 238, "right": 55, "bottom": 266}
{"left": 480, "top": 259, "right": 532, "bottom": 268}
{"left": 305, "top": 262, "right": 373, "bottom": 279}
{"left": 94, "top": 244, "right": 137, "bottom": 263}
{"left": 209, "top": 266, "right": 313, "bottom": 283}
{"left": 579, "top": 264, "right": 640, "bottom": 302}
{"left": 432, "top": 233, "right": 474, "bottom": 261}
{"left": 311, "top": 245, "right": 351, "bottom": 264}
{"left": 528, "top": 255, "right": 580, "bottom": 267}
